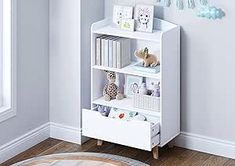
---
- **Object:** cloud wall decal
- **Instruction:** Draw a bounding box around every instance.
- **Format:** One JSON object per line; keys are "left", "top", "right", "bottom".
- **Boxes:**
{"left": 197, "top": 6, "right": 225, "bottom": 20}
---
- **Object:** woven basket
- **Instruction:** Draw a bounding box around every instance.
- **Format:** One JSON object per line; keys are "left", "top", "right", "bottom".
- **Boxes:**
{"left": 133, "top": 94, "right": 160, "bottom": 112}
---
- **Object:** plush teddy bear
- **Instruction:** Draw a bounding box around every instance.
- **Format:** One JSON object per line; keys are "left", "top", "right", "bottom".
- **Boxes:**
{"left": 135, "top": 47, "right": 160, "bottom": 67}
{"left": 103, "top": 71, "right": 124, "bottom": 101}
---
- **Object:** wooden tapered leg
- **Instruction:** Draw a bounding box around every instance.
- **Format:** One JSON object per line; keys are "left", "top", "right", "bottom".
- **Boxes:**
{"left": 168, "top": 140, "right": 175, "bottom": 148}
{"left": 97, "top": 140, "right": 103, "bottom": 146}
{"left": 152, "top": 146, "right": 159, "bottom": 159}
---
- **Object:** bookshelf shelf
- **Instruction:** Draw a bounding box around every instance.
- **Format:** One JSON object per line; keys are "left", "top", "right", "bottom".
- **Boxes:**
{"left": 93, "top": 63, "right": 161, "bottom": 79}
{"left": 92, "top": 97, "right": 161, "bottom": 117}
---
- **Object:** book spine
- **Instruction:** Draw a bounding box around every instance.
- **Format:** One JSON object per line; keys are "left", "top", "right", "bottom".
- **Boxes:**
{"left": 116, "top": 40, "right": 121, "bottom": 69}
{"left": 113, "top": 40, "right": 117, "bottom": 68}
{"left": 101, "top": 39, "right": 106, "bottom": 66}
{"left": 104, "top": 39, "right": 109, "bottom": 66}
{"left": 122, "top": 39, "right": 131, "bottom": 68}
{"left": 96, "top": 38, "right": 101, "bottom": 65}
{"left": 108, "top": 39, "right": 113, "bottom": 67}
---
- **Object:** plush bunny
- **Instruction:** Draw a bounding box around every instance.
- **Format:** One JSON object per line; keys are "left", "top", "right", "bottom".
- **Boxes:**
{"left": 135, "top": 47, "right": 160, "bottom": 67}
{"left": 151, "top": 82, "right": 160, "bottom": 97}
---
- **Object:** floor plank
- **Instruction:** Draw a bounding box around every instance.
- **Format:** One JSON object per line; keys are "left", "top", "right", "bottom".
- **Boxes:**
{"left": 1, "top": 138, "right": 233, "bottom": 166}
{"left": 180, "top": 151, "right": 211, "bottom": 166}
{"left": 202, "top": 155, "right": 229, "bottom": 166}
{"left": 224, "top": 159, "right": 235, "bottom": 166}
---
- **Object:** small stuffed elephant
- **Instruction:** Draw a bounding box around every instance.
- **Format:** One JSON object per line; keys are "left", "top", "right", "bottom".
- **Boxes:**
{"left": 103, "top": 71, "right": 124, "bottom": 101}
{"left": 135, "top": 47, "right": 160, "bottom": 67}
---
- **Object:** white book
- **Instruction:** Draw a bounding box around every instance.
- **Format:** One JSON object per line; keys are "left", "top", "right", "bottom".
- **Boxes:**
{"left": 116, "top": 38, "right": 122, "bottom": 69}
{"left": 121, "top": 38, "right": 131, "bottom": 68}
{"left": 105, "top": 39, "right": 109, "bottom": 66}
{"left": 112, "top": 37, "right": 119, "bottom": 68}
{"left": 101, "top": 36, "right": 109, "bottom": 66}
{"left": 101, "top": 38, "right": 106, "bottom": 66}
{"left": 98, "top": 35, "right": 107, "bottom": 66}
{"left": 108, "top": 36, "right": 117, "bottom": 67}
{"left": 108, "top": 39, "right": 113, "bottom": 67}
{"left": 112, "top": 40, "right": 117, "bottom": 68}
{"left": 96, "top": 37, "right": 101, "bottom": 65}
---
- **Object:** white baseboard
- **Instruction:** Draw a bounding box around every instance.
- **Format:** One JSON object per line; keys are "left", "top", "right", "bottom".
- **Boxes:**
{"left": 175, "top": 132, "right": 235, "bottom": 159}
{"left": 0, "top": 123, "right": 50, "bottom": 164}
{"left": 50, "top": 122, "right": 82, "bottom": 145}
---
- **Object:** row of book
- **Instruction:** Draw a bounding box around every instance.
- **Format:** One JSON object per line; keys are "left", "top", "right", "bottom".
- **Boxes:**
{"left": 95, "top": 35, "right": 131, "bottom": 68}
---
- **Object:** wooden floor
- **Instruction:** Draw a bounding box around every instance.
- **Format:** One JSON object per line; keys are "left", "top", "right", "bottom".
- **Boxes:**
{"left": 1, "top": 138, "right": 234, "bottom": 166}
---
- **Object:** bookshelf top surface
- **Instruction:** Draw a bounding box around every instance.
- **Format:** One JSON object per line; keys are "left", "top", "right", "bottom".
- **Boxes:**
{"left": 92, "top": 18, "right": 178, "bottom": 42}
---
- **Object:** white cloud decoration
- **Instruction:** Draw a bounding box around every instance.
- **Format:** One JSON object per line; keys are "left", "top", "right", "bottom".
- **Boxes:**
{"left": 197, "top": 6, "right": 225, "bottom": 20}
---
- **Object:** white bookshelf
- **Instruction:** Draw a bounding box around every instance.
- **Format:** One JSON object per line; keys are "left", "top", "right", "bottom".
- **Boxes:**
{"left": 82, "top": 18, "right": 180, "bottom": 159}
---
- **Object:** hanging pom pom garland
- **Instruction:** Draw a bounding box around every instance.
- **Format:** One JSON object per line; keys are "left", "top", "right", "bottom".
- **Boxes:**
{"left": 155, "top": 0, "right": 225, "bottom": 20}
{"left": 165, "top": 0, "right": 171, "bottom": 7}
{"left": 188, "top": 0, "right": 195, "bottom": 9}
{"left": 176, "top": 0, "right": 184, "bottom": 10}
{"left": 200, "top": 0, "right": 208, "bottom": 5}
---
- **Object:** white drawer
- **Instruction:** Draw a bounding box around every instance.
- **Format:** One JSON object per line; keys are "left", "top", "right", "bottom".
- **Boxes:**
{"left": 82, "top": 109, "right": 160, "bottom": 151}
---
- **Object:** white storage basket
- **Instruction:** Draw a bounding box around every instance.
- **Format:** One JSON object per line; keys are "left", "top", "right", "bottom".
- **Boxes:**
{"left": 133, "top": 94, "right": 160, "bottom": 112}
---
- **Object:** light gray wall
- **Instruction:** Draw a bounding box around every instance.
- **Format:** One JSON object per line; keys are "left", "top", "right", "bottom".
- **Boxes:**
{"left": 49, "top": 0, "right": 104, "bottom": 130}
{"left": 0, "top": 0, "right": 49, "bottom": 145}
{"left": 105, "top": 0, "right": 235, "bottom": 143}
{"left": 49, "top": 0, "right": 81, "bottom": 128}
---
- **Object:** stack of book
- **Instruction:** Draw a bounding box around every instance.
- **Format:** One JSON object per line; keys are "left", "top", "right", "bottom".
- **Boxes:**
{"left": 95, "top": 35, "right": 131, "bottom": 68}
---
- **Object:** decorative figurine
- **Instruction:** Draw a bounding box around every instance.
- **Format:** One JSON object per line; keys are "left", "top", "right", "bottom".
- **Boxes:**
{"left": 138, "top": 83, "right": 148, "bottom": 95}
{"left": 103, "top": 71, "right": 124, "bottom": 101}
{"left": 135, "top": 47, "right": 160, "bottom": 67}
{"left": 151, "top": 82, "right": 160, "bottom": 97}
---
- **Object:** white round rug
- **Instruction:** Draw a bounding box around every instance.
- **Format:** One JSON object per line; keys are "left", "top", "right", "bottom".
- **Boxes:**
{"left": 12, "top": 152, "right": 149, "bottom": 166}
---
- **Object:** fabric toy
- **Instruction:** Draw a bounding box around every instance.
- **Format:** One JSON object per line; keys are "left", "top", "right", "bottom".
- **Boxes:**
{"left": 108, "top": 108, "right": 137, "bottom": 121}
{"left": 135, "top": 47, "right": 160, "bottom": 67}
{"left": 108, "top": 108, "right": 147, "bottom": 122}
{"left": 103, "top": 71, "right": 124, "bottom": 101}
{"left": 97, "top": 105, "right": 111, "bottom": 117}
{"left": 131, "top": 114, "right": 147, "bottom": 121}
{"left": 151, "top": 82, "right": 161, "bottom": 97}
{"left": 138, "top": 83, "right": 148, "bottom": 95}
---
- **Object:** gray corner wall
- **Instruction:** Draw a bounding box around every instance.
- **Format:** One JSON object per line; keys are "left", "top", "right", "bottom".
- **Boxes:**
{"left": 49, "top": 0, "right": 104, "bottom": 132}
{"left": 0, "top": 0, "right": 49, "bottom": 145}
{"left": 105, "top": 0, "right": 235, "bottom": 143}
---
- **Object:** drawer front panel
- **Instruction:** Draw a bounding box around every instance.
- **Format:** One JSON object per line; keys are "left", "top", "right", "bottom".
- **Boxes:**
{"left": 82, "top": 109, "right": 160, "bottom": 151}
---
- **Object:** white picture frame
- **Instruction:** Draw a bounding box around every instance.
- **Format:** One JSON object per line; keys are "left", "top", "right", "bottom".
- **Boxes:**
{"left": 125, "top": 75, "right": 143, "bottom": 97}
{"left": 134, "top": 5, "right": 154, "bottom": 33}
{"left": 120, "top": 19, "right": 135, "bottom": 31}
{"left": 113, "top": 5, "right": 133, "bottom": 27}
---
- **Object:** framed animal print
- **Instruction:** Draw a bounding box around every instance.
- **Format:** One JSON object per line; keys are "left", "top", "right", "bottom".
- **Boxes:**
{"left": 125, "top": 75, "right": 143, "bottom": 97}
{"left": 113, "top": 5, "right": 133, "bottom": 27}
{"left": 134, "top": 5, "right": 154, "bottom": 33}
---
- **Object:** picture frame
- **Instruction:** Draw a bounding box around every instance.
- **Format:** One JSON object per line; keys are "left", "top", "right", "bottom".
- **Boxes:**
{"left": 120, "top": 19, "right": 135, "bottom": 31}
{"left": 134, "top": 5, "right": 154, "bottom": 33}
{"left": 113, "top": 5, "right": 133, "bottom": 27}
{"left": 146, "top": 78, "right": 160, "bottom": 91}
{"left": 125, "top": 75, "right": 143, "bottom": 97}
